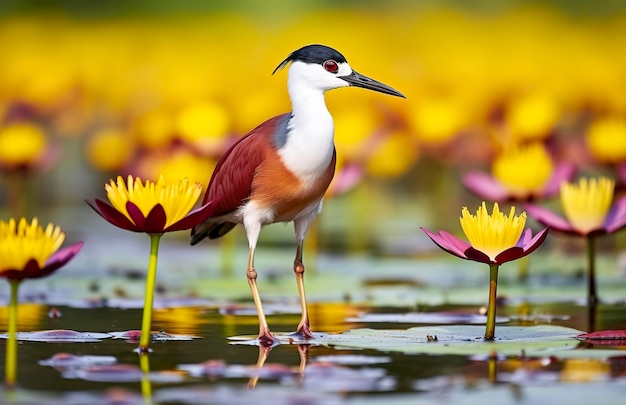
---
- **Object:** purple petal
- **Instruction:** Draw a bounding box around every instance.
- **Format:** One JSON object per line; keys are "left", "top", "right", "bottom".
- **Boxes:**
{"left": 143, "top": 204, "right": 168, "bottom": 233}
{"left": 126, "top": 202, "right": 148, "bottom": 231}
{"left": 0, "top": 260, "right": 41, "bottom": 281}
{"left": 463, "top": 247, "right": 492, "bottom": 264}
{"left": 494, "top": 246, "right": 525, "bottom": 264}
{"left": 515, "top": 228, "right": 533, "bottom": 248}
{"left": 86, "top": 199, "right": 138, "bottom": 232}
{"left": 420, "top": 228, "right": 469, "bottom": 259}
{"left": 524, "top": 204, "right": 578, "bottom": 235}
{"left": 604, "top": 196, "right": 626, "bottom": 234}
{"left": 165, "top": 201, "right": 214, "bottom": 232}
{"left": 520, "top": 227, "right": 550, "bottom": 255}
{"left": 462, "top": 172, "right": 509, "bottom": 201}
{"left": 495, "top": 227, "right": 549, "bottom": 264}
{"left": 543, "top": 162, "right": 576, "bottom": 198}
{"left": 43, "top": 242, "right": 85, "bottom": 276}
{"left": 0, "top": 242, "right": 83, "bottom": 281}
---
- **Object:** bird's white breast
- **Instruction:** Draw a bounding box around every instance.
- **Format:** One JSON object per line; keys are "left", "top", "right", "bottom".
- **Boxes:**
{"left": 278, "top": 67, "right": 336, "bottom": 185}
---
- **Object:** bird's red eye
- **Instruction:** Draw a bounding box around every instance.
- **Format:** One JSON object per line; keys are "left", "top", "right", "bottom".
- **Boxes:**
{"left": 323, "top": 60, "right": 339, "bottom": 73}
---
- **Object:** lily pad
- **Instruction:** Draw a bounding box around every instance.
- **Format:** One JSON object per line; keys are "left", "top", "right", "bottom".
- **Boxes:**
{"left": 346, "top": 312, "right": 509, "bottom": 324}
{"left": 232, "top": 326, "right": 585, "bottom": 356}
{"left": 108, "top": 330, "right": 198, "bottom": 342}
{"left": 0, "top": 330, "right": 112, "bottom": 342}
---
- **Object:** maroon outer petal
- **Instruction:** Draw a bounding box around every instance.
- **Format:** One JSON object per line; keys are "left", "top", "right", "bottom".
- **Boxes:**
{"left": 542, "top": 162, "right": 576, "bottom": 198}
{"left": 524, "top": 204, "right": 579, "bottom": 235}
{"left": 165, "top": 201, "right": 214, "bottom": 232}
{"left": 494, "top": 227, "right": 549, "bottom": 264}
{"left": 126, "top": 201, "right": 150, "bottom": 231}
{"left": 0, "top": 242, "right": 83, "bottom": 281}
{"left": 604, "top": 196, "right": 626, "bottom": 234}
{"left": 462, "top": 247, "right": 492, "bottom": 263}
{"left": 462, "top": 172, "right": 509, "bottom": 202}
{"left": 144, "top": 204, "right": 169, "bottom": 233}
{"left": 43, "top": 242, "right": 85, "bottom": 276}
{"left": 85, "top": 199, "right": 139, "bottom": 232}
{"left": 421, "top": 227, "right": 470, "bottom": 259}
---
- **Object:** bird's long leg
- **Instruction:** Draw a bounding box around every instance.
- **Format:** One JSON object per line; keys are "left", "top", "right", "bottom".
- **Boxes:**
{"left": 246, "top": 247, "right": 274, "bottom": 345}
{"left": 244, "top": 218, "right": 274, "bottom": 346}
{"left": 294, "top": 217, "right": 315, "bottom": 339}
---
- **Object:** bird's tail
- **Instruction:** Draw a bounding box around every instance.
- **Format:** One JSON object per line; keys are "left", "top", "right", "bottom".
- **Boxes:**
{"left": 190, "top": 219, "right": 237, "bottom": 245}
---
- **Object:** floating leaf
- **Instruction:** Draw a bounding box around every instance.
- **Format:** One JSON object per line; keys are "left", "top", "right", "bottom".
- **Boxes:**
{"left": 232, "top": 326, "right": 584, "bottom": 357}
{"left": 0, "top": 329, "right": 111, "bottom": 343}
{"left": 108, "top": 330, "right": 198, "bottom": 342}
{"left": 347, "top": 312, "right": 509, "bottom": 324}
{"left": 576, "top": 330, "right": 626, "bottom": 344}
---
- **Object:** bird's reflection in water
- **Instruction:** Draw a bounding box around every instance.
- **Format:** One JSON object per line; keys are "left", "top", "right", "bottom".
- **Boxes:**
{"left": 247, "top": 343, "right": 310, "bottom": 389}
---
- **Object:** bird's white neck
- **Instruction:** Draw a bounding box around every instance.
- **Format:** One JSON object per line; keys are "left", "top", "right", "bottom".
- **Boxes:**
{"left": 278, "top": 72, "right": 335, "bottom": 183}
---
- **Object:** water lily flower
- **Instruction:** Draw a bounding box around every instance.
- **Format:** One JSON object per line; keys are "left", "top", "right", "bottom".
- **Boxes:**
{"left": 421, "top": 202, "right": 549, "bottom": 340}
{"left": 87, "top": 175, "right": 213, "bottom": 234}
{"left": 525, "top": 177, "right": 626, "bottom": 304}
{"left": 0, "top": 218, "right": 83, "bottom": 388}
{"left": 586, "top": 117, "right": 626, "bottom": 166}
{"left": 0, "top": 122, "right": 60, "bottom": 217}
{"left": 463, "top": 143, "right": 576, "bottom": 202}
{"left": 86, "top": 175, "right": 212, "bottom": 353}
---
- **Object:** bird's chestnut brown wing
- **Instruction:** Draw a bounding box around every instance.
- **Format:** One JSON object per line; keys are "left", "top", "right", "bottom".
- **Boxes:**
{"left": 202, "top": 113, "right": 291, "bottom": 217}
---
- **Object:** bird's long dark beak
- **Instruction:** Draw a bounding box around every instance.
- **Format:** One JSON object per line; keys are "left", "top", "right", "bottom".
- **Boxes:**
{"left": 342, "top": 70, "right": 405, "bottom": 98}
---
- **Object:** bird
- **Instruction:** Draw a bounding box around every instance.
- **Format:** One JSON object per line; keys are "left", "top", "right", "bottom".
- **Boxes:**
{"left": 190, "top": 44, "right": 404, "bottom": 345}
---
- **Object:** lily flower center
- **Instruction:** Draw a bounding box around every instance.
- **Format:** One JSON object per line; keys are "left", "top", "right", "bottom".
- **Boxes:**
{"left": 560, "top": 177, "right": 614, "bottom": 234}
{"left": 460, "top": 202, "right": 527, "bottom": 261}
{"left": 105, "top": 175, "right": 203, "bottom": 229}
{"left": 492, "top": 143, "right": 553, "bottom": 198}
{"left": 0, "top": 218, "right": 65, "bottom": 270}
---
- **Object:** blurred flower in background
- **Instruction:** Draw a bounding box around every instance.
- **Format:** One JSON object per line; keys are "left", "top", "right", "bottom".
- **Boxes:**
{"left": 1, "top": 0, "right": 626, "bottom": 247}
{"left": 525, "top": 177, "right": 626, "bottom": 304}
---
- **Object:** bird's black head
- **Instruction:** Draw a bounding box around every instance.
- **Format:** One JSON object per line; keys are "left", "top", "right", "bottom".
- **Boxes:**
{"left": 272, "top": 44, "right": 347, "bottom": 75}
{"left": 272, "top": 43, "right": 405, "bottom": 98}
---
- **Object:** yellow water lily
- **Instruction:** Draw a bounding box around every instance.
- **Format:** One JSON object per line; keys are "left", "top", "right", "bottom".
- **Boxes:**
{"left": 492, "top": 143, "right": 554, "bottom": 198}
{"left": 0, "top": 123, "right": 47, "bottom": 167}
{"left": 460, "top": 202, "right": 527, "bottom": 262}
{"left": 89, "top": 175, "right": 211, "bottom": 233}
{"left": 0, "top": 218, "right": 82, "bottom": 281}
{"left": 422, "top": 201, "right": 549, "bottom": 340}
{"left": 87, "top": 175, "right": 213, "bottom": 353}
{"left": 0, "top": 218, "right": 82, "bottom": 388}
{"left": 586, "top": 118, "right": 626, "bottom": 164}
{"left": 525, "top": 176, "right": 626, "bottom": 304}
{"left": 560, "top": 177, "right": 614, "bottom": 235}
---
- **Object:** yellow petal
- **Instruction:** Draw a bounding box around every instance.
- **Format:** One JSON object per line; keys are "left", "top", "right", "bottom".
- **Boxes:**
{"left": 0, "top": 218, "right": 65, "bottom": 271}
{"left": 560, "top": 177, "right": 614, "bottom": 234}
{"left": 104, "top": 175, "right": 203, "bottom": 229}
{"left": 460, "top": 202, "right": 527, "bottom": 261}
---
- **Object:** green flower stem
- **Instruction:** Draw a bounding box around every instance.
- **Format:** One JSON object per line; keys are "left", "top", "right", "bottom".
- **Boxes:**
{"left": 139, "top": 353, "right": 153, "bottom": 404}
{"left": 484, "top": 263, "right": 499, "bottom": 341}
{"left": 5, "top": 280, "right": 20, "bottom": 388}
{"left": 587, "top": 235, "right": 597, "bottom": 305}
{"left": 139, "top": 233, "right": 163, "bottom": 352}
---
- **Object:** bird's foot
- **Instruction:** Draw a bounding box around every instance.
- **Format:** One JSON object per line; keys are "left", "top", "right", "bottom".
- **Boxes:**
{"left": 294, "top": 322, "right": 314, "bottom": 340}
{"left": 257, "top": 330, "right": 275, "bottom": 347}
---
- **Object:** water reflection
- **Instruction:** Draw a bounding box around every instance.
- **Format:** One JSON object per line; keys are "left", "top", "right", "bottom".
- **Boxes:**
{"left": 0, "top": 301, "right": 625, "bottom": 403}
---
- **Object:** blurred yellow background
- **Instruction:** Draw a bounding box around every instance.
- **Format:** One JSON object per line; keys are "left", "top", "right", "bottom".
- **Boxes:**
{"left": 1, "top": 0, "right": 626, "bottom": 241}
